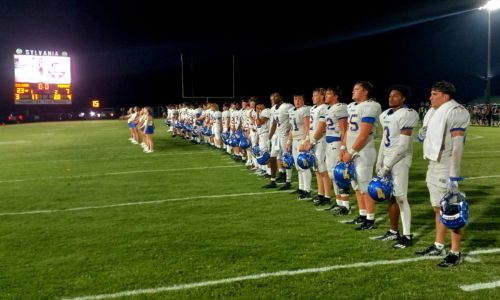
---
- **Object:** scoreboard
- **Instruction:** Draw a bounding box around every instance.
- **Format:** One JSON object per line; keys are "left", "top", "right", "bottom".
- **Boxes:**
{"left": 14, "top": 49, "right": 72, "bottom": 105}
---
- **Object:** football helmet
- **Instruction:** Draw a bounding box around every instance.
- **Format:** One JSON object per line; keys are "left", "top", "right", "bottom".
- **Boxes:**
{"left": 368, "top": 176, "right": 394, "bottom": 202}
{"left": 440, "top": 191, "right": 468, "bottom": 229}
{"left": 195, "top": 120, "right": 203, "bottom": 126}
{"left": 239, "top": 137, "right": 250, "bottom": 149}
{"left": 333, "top": 161, "right": 356, "bottom": 189}
{"left": 280, "top": 152, "right": 295, "bottom": 169}
{"left": 252, "top": 145, "right": 260, "bottom": 156}
{"left": 257, "top": 151, "right": 270, "bottom": 165}
{"left": 297, "top": 151, "right": 315, "bottom": 169}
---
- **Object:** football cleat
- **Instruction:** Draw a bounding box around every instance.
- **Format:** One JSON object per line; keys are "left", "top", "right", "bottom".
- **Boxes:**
{"left": 415, "top": 244, "right": 446, "bottom": 256}
{"left": 355, "top": 220, "right": 376, "bottom": 230}
{"left": 438, "top": 252, "right": 462, "bottom": 267}
{"left": 393, "top": 235, "right": 412, "bottom": 249}
{"left": 375, "top": 230, "right": 400, "bottom": 241}
{"left": 279, "top": 182, "right": 291, "bottom": 190}
{"left": 335, "top": 206, "right": 351, "bottom": 216}
{"left": 345, "top": 215, "right": 366, "bottom": 225}
{"left": 262, "top": 181, "right": 277, "bottom": 188}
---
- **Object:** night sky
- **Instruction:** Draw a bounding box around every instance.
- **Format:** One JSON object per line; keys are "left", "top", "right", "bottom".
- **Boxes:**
{"left": 0, "top": 0, "right": 499, "bottom": 112}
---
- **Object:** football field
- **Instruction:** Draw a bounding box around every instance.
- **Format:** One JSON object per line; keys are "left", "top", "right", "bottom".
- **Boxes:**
{"left": 0, "top": 120, "right": 499, "bottom": 299}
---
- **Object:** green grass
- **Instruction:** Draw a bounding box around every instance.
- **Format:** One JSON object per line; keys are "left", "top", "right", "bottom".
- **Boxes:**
{"left": 0, "top": 120, "right": 499, "bottom": 299}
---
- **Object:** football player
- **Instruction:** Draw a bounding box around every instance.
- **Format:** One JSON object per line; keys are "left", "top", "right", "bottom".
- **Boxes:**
{"left": 288, "top": 93, "right": 312, "bottom": 200}
{"left": 342, "top": 81, "right": 382, "bottom": 230}
{"left": 415, "top": 81, "right": 470, "bottom": 267}
{"left": 375, "top": 85, "right": 419, "bottom": 248}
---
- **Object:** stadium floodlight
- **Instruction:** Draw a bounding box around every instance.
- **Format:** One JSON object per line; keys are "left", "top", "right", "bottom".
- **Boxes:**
{"left": 480, "top": 0, "right": 500, "bottom": 11}
{"left": 480, "top": 0, "right": 500, "bottom": 110}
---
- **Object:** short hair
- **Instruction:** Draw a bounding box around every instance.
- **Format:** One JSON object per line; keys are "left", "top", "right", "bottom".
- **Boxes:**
{"left": 313, "top": 87, "right": 326, "bottom": 96}
{"left": 293, "top": 93, "right": 305, "bottom": 100}
{"left": 355, "top": 81, "right": 374, "bottom": 97}
{"left": 327, "top": 86, "right": 342, "bottom": 97}
{"left": 388, "top": 84, "right": 411, "bottom": 100}
{"left": 432, "top": 81, "right": 456, "bottom": 98}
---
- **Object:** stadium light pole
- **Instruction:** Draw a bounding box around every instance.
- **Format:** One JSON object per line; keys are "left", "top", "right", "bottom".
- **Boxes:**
{"left": 480, "top": 1, "right": 500, "bottom": 106}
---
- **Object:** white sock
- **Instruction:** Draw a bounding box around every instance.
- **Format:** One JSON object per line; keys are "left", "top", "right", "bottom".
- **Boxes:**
{"left": 396, "top": 195, "right": 412, "bottom": 236}
{"left": 342, "top": 200, "right": 350, "bottom": 209}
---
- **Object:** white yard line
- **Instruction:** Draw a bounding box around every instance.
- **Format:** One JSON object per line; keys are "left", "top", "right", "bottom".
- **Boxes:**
{"left": 0, "top": 150, "right": 216, "bottom": 167}
{"left": 466, "top": 175, "right": 500, "bottom": 180}
{"left": 0, "top": 165, "right": 238, "bottom": 184}
{"left": 61, "top": 248, "right": 500, "bottom": 300}
{"left": 460, "top": 280, "right": 500, "bottom": 292}
{"left": 0, "top": 191, "right": 288, "bottom": 216}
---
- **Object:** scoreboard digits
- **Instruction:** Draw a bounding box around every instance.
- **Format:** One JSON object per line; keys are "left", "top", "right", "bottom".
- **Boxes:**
{"left": 15, "top": 83, "right": 72, "bottom": 104}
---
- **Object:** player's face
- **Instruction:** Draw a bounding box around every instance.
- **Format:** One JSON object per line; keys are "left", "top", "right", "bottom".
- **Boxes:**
{"left": 388, "top": 90, "right": 405, "bottom": 108}
{"left": 429, "top": 90, "right": 449, "bottom": 109}
{"left": 249, "top": 101, "right": 255, "bottom": 109}
{"left": 325, "top": 90, "right": 338, "bottom": 105}
{"left": 294, "top": 96, "right": 304, "bottom": 107}
{"left": 312, "top": 91, "right": 324, "bottom": 105}
{"left": 352, "top": 84, "right": 367, "bottom": 102}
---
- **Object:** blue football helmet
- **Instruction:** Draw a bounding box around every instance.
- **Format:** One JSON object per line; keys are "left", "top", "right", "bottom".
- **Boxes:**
{"left": 165, "top": 120, "right": 172, "bottom": 126}
{"left": 252, "top": 145, "right": 260, "bottom": 156}
{"left": 239, "top": 137, "right": 250, "bottom": 149}
{"left": 257, "top": 151, "right": 270, "bottom": 165}
{"left": 440, "top": 192, "right": 469, "bottom": 229}
{"left": 368, "top": 176, "right": 394, "bottom": 202}
{"left": 280, "top": 153, "right": 294, "bottom": 169}
{"left": 297, "top": 151, "right": 315, "bottom": 169}
{"left": 221, "top": 131, "right": 230, "bottom": 143}
{"left": 333, "top": 161, "right": 356, "bottom": 188}
{"left": 228, "top": 136, "right": 239, "bottom": 147}
{"left": 175, "top": 122, "right": 182, "bottom": 129}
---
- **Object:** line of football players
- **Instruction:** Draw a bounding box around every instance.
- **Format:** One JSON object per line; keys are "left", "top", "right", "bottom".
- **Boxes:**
{"left": 161, "top": 81, "right": 469, "bottom": 267}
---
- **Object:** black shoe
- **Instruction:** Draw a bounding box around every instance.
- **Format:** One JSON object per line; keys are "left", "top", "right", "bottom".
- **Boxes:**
{"left": 314, "top": 196, "right": 331, "bottom": 206}
{"left": 375, "top": 230, "right": 401, "bottom": 241}
{"left": 279, "top": 182, "right": 291, "bottom": 190}
{"left": 393, "top": 235, "right": 413, "bottom": 249}
{"left": 438, "top": 252, "right": 462, "bottom": 267}
{"left": 323, "top": 204, "right": 339, "bottom": 211}
{"left": 345, "top": 215, "right": 366, "bottom": 224}
{"left": 290, "top": 189, "right": 302, "bottom": 194}
{"left": 334, "top": 206, "right": 351, "bottom": 216}
{"left": 297, "top": 191, "right": 312, "bottom": 201}
{"left": 415, "top": 244, "right": 446, "bottom": 256}
{"left": 276, "top": 173, "right": 286, "bottom": 183}
{"left": 355, "top": 220, "right": 376, "bottom": 230}
{"left": 262, "top": 181, "right": 277, "bottom": 188}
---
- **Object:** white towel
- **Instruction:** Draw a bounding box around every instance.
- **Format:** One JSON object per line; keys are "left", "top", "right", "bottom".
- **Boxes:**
{"left": 423, "top": 100, "right": 460, "bottom": 161}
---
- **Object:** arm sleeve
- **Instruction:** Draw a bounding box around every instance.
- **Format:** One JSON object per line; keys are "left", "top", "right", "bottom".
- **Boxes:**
{"left": 447, "top": 106, "right": 470, "bottom": 178}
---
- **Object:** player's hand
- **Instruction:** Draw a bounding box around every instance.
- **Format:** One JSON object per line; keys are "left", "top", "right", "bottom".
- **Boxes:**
{"left": 418, "top": 126, "right": 427, "bottom": 142}
{"left": 377, "top": 166, "right": 390, "bottom": 178}
{"left": 447, "top": 177, "right": 461, "bottom": 194}
{"left": 342, "top": 151, "right": 352, "bottom": 162}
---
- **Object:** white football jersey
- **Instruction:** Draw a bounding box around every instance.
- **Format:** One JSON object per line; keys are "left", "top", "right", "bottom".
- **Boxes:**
{"left": 273, "top": 102, "right": 294, "bottom": 136}
{"left": 425, "top": 105, "right": 470, "bottom": 165}
{"left": 346, "top": 99, "right": 382, "bottom": 150}
{"left": 257, "top": 108, "right": 271, "bottom": 134}
{"left": 322, "top": 103, "right": 348, "bottom": 143}
{"left": 222, "top": 110, "right": 230, "bottom": 130}
{"left": 379, "top": 106, "right": 419, "bottom": 158}
{"left": 289, "top": 106, "right": 311, "bottom": 140}
{"left": 310, "top": 103, "right": 328, "bottom": 134}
